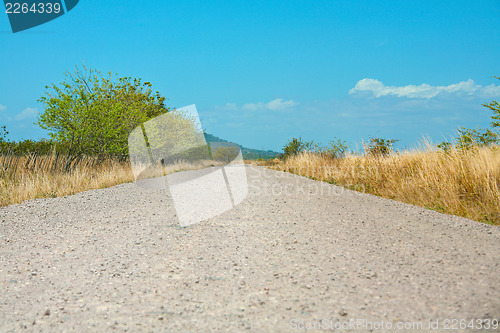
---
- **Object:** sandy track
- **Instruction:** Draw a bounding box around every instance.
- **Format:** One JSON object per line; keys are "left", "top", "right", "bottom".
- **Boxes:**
{"left": 1, "top": 166, "right": 499, "bottom": 332}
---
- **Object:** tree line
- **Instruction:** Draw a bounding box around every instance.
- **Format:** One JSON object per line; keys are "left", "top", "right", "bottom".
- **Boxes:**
{"left": 1, "top": 68, "right": 499, "bottom": 160}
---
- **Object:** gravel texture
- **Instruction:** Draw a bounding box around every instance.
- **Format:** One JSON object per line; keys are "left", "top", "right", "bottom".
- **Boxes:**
{"left": 0, "top": 165, "right": 499, "bottom": 332}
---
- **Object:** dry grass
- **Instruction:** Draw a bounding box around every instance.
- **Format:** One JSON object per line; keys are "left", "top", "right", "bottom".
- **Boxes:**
{"left": 0, "top": 153, "right": 219, "bottom": 208}
{"left": 3, "top": 148, "right": 499, "bottom": 225}
{"left": 262, "top": 146, "right": 500, "bottom": 225}
{"left": 0, "top": 154, "right": 134, "bottom": 207}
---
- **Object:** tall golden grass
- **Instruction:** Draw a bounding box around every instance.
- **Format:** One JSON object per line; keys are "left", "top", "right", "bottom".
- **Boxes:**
{"left": 264, "top": 146, "right": 500, "bottom": 225}
{"left": 2, "top": 147, "right": 499, "bottom": 225}
{"left": 0, "top": 153, "right": 219, "bottom": 208}
{"left": 0, "top": 154, "right": 134, "bottom": 207}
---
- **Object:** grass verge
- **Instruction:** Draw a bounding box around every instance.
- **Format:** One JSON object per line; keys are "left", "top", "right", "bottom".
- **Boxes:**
{"left": 0, "top": 153, "right": 218, "bottom": 208}
{"left": 3, "top": 148, "right": 499, "bottom": 226}
{"left": 252, "top": 146, "right": 500, "bottom": 225}
{"left": 0, "top": 154, "right": 134, "bottom": 207}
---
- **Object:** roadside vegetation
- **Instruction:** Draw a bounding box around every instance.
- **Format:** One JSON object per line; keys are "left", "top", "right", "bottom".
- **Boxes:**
{"left": 1, "top": 68, "right": 498, "bottom": 226}
{"left": 0, "top": 153, "right": 133, "bottom": 206}
{"left": 262, "top": 145, "right": 499, "bottom": 225}
{"left": 1, "top": 65, "right": 254, "bottom": 207}
{"left": 255, "top": 77, "right": 500, "bottom": 225}
{"left": 0, "top": 65, "right": 209, "bottom": 207}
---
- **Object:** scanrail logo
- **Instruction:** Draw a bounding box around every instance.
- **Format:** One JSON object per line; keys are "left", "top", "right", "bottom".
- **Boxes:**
{"left": 128, "top": 105, "right": 248, "bottom": 227}
{"left": 3, "top": 0, "right": 79, "bottom": 33}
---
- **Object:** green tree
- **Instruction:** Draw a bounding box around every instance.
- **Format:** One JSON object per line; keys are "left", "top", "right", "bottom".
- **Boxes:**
{"left": 37, "top": 64, "right": 169, "bottom": 158}
{"left": 483, "top": 76, "right": 500, "bottom": 129}
{"left": 366, "top": 137, "right": 398, "bottom": 156}
{"left": 440, "top": 76, "right": 500, "bottom": 151}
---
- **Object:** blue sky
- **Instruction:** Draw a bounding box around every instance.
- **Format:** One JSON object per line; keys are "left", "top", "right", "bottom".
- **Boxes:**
{"left": 1, "top": 0, "right": 499, "bottom": 152}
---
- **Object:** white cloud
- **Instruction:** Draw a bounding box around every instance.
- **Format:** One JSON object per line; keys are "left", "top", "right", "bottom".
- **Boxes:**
{"left": 223, "top": 102, "right": 237, "bottom": 110}
{"left": 15, "top": 107, "right": 39, "bottom": 121}
{"left": 349, "top": 78, "right": 500, "bottom": 99}
{"left": 0, "top": 104, "right": 6, "bottom": 112}
{"left": 242, "top": 98, "right": 298, "bottom": 111}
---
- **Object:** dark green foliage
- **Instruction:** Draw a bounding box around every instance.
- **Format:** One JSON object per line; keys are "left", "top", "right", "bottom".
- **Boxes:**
{"left": 0, "top": 139, "right": 67, "bottom": 156}
{"left": 0, "top": 126, "right": 8, "bottom": 142}
{"left": 240, "top": 148, "right": 279, "bottom": 160}
{"left": 366, "top": 137, "right": 398, "bottom": 156}
{"left": 282, "top": 137, "right": 314, "bottom": 159}
{"left": 37, "top": 64, "right": 169, "bottom": 159}
{"left": 437, "top": 141, "right": 452, "bottom": 153}
{"left": 203, "top": 134, "right": 227, "bottom": 143}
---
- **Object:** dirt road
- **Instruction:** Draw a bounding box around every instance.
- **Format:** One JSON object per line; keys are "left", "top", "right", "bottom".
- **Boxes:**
{"left": 1, "top": 166, "right": 499, "bottom": 332}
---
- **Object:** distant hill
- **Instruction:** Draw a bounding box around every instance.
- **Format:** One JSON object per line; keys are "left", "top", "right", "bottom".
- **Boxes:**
{"left": 204, "top": 134, "right": 279, "bottom": 160}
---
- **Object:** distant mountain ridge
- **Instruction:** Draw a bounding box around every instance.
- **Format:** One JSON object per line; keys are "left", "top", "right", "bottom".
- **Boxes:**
{"left": 204, "top": 133, "right": 279, "bottom": 160}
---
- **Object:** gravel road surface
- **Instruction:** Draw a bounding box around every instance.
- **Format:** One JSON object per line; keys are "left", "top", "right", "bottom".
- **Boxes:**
{"left": 1, "top": 165, "right": 499, "bottom": 332}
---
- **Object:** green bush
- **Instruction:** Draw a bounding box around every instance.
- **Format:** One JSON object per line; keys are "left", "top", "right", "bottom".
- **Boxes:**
{"left": 37, "top": 64, "right": 169, "bottom": 159}
{"left": 366, "top": 137, "right": 398, "bottom": 156}
{"left": 282, "top": 137, "right": 314, "bottom": 160}
{"left": 323, "top": 138, "right": 349, "bottom": 158}
{"left": 456, "top": 127, "right": 499, "bottom": 150}
{"left": 437, "top": 141, "right": 452, "bottom": 153}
